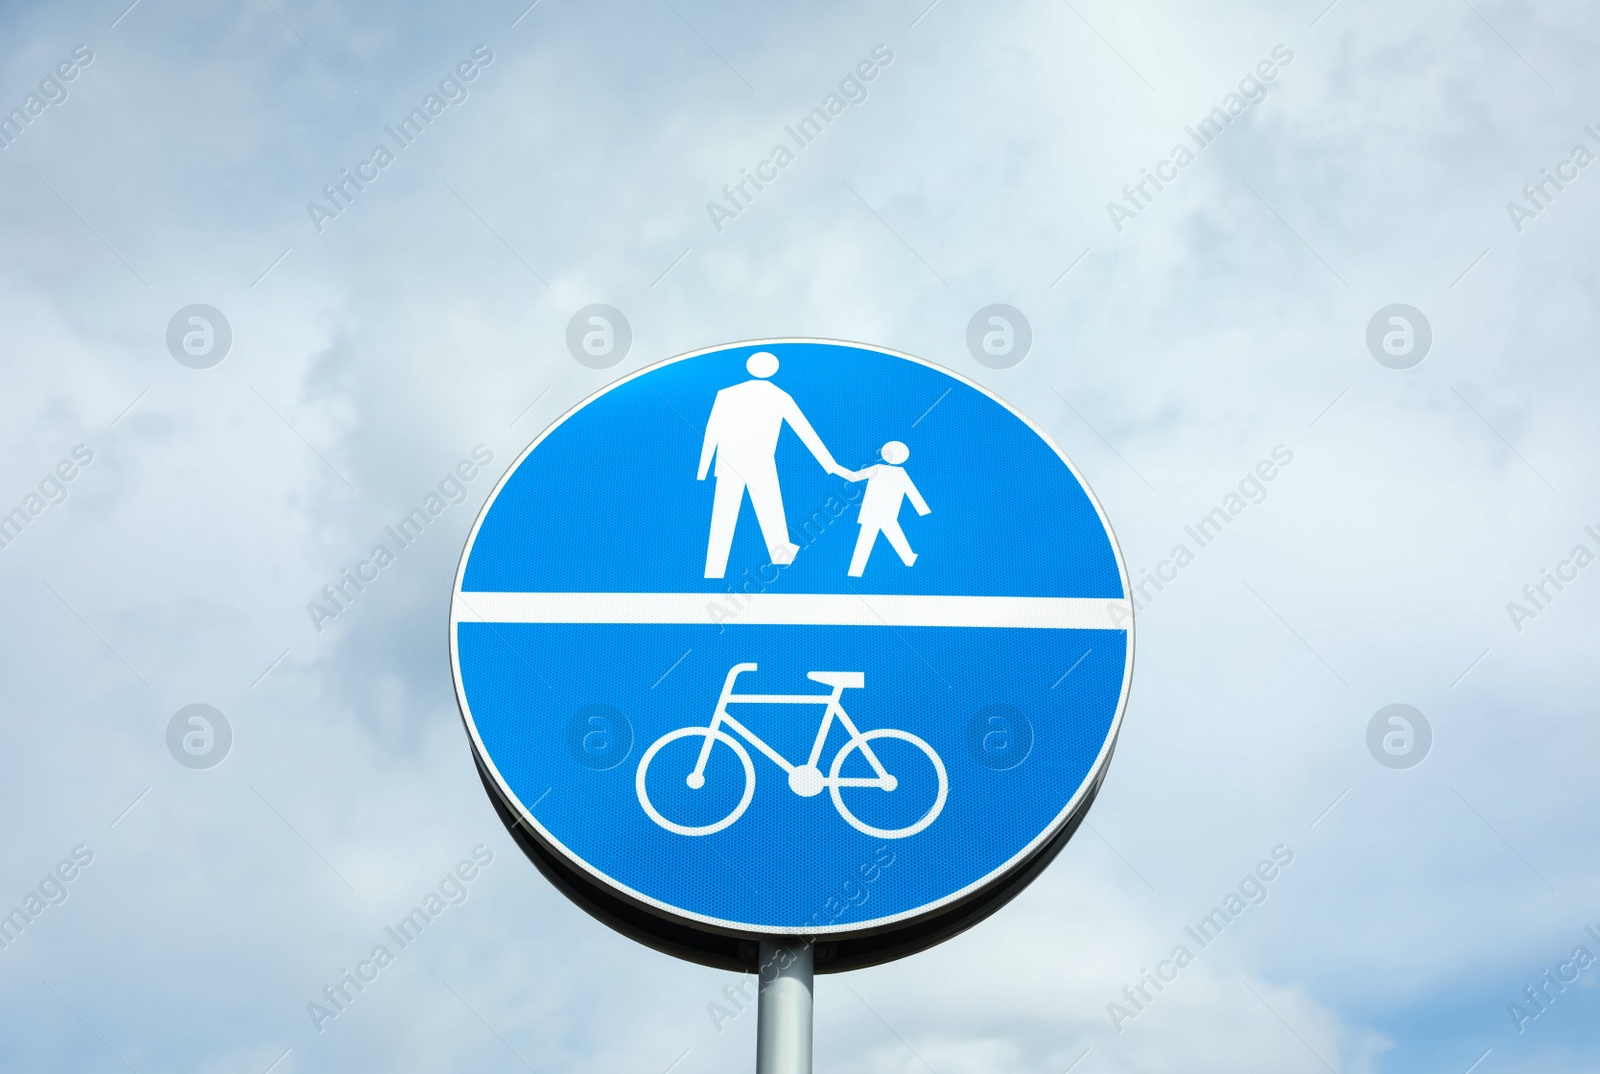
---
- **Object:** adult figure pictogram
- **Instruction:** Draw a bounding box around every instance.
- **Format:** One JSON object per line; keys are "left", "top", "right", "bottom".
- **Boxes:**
{"left": 697, "top": 351, "right": 852, "bottom": 578}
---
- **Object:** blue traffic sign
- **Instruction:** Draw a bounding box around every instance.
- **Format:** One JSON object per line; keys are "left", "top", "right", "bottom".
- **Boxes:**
{"left": 451, "top": 339, "right": 1132, "bottom": 944}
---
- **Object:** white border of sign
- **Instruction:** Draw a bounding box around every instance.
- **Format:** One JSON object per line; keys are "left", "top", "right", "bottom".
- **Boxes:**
{"left": 449, "top": 338, "right": 1136, "bottom": 938}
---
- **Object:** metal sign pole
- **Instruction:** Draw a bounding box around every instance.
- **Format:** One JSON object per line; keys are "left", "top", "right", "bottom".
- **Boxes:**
{"left": 756, "top": 940, "right": 813, "bottom": 1074}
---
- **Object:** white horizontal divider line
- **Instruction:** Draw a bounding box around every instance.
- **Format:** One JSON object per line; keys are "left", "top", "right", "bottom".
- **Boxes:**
{"left": 454, "top": 591, "right": 1131, "bottom": 630}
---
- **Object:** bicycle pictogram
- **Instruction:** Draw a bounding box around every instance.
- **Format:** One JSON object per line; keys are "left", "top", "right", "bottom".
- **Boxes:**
{"left": 636, "top": 663, "right": 948, "bottom": 839}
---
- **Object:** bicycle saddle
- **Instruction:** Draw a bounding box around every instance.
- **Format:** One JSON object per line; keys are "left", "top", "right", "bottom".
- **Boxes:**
{"left": 806, "top": 671, "right": 864, "bottom": 689}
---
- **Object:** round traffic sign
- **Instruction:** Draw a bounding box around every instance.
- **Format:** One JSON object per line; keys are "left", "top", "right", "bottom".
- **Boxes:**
{"left": 451, "top": 339, "right": 1133, "bottom": 970}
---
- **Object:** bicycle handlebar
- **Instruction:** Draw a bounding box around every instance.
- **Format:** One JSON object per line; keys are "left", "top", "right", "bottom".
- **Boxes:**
{"left": 719, "top": 662, "right": 760, "bottom": 694}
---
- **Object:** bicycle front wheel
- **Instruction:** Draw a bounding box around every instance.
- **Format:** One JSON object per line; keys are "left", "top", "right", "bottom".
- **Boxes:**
{"left": 636, "top": 727, "right": 755, "bottom": 837}
{"left": 830, "top": 729, "right": 948, "bottom": 839}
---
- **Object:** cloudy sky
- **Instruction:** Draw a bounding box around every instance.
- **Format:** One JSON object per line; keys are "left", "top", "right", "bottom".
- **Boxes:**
{"left": 3, "top": 0, "right": 1598, "bottom": 1071}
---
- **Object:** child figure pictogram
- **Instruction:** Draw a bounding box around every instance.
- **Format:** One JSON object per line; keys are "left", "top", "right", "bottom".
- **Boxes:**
{"left": 847, "top": 441, "right": 931, "bottom": 577}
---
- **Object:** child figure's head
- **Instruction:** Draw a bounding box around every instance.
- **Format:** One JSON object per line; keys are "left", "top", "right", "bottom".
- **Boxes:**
{"left": 880, "top": 441, "right": 909, "bottom": 465}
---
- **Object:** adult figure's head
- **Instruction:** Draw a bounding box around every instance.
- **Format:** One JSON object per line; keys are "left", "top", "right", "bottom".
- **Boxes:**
{"left": 746, "top": 351, "right": 779, "bottom": 378}
{"left": 881, "top": 441, "right": 909, "bottom": 465}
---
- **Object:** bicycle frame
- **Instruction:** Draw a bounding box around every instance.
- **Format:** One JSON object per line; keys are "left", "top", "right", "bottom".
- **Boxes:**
{"left": 689, "top": 663, "right": 893, "bottom": 788}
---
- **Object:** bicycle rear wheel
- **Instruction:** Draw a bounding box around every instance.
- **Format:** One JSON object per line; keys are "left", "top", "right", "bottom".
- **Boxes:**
{"left": 830, "top": 729, "right": 948, "bottom": 839}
